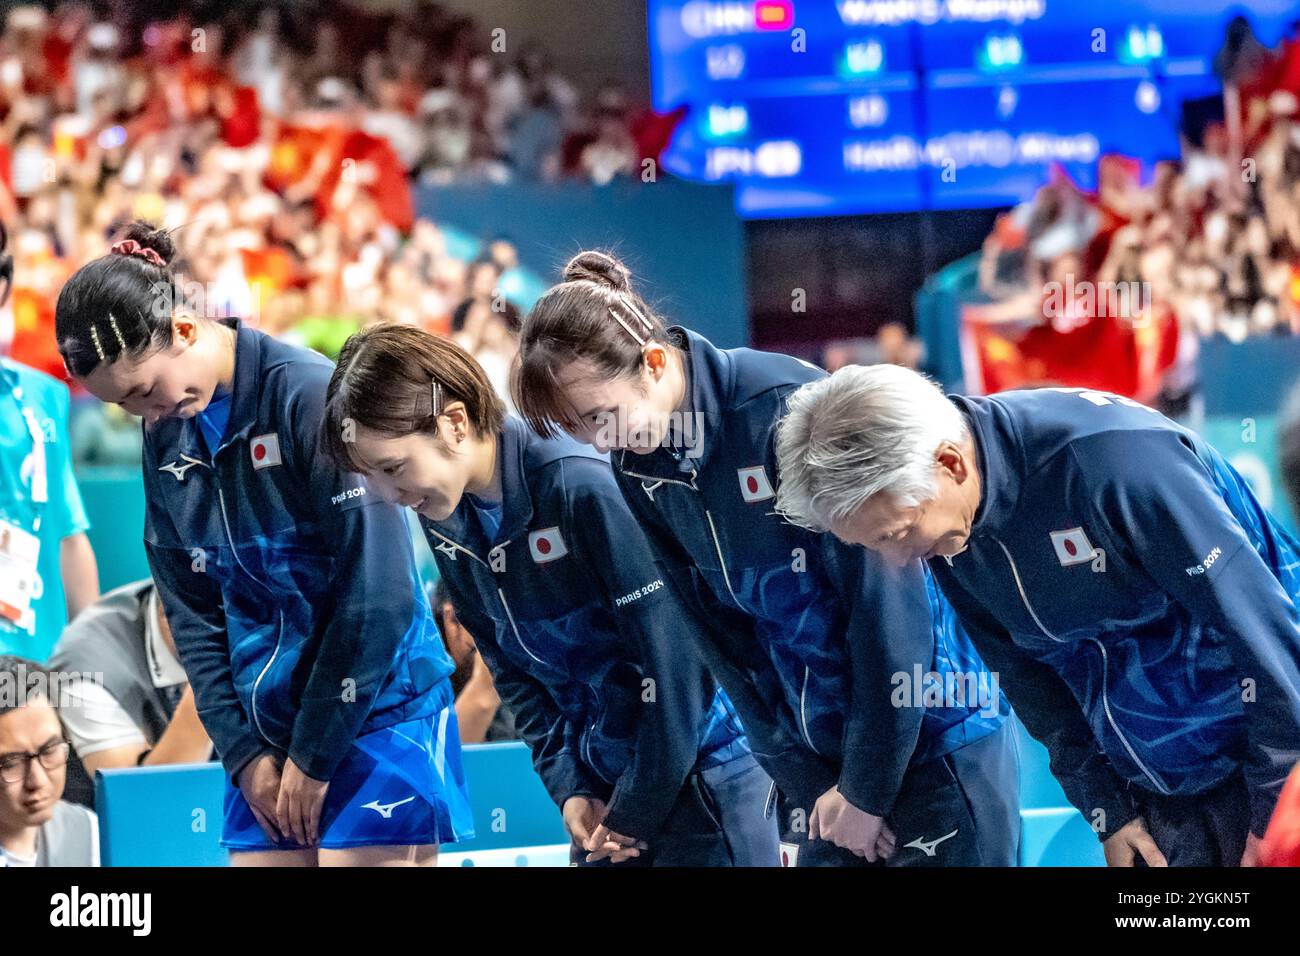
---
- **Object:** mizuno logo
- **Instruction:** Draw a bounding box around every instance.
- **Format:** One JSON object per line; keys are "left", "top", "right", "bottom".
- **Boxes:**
{"left": 904, "top": 829, "right": 958, "bottom": 857}
{"left": 434, "top": 540, "right": 459, "bottom": 560}
{"left": 362, "top": 796, "right": 416, "bottom": 819}
{"left": 158, "top": 456, "right": 203, "bottom": 482}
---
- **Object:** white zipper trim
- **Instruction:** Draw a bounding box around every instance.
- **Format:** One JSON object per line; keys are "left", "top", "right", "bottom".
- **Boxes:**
{"left": 704, "top": 510, "right": 741, "bottom": 607}
{"left": 427, "top": 525, "right": 538, "bottom": 667}
{"left": 618, "top": 460, "right": 821, "bottom": 759}
{"left": 704, "top": 506, "right": 821, "bottom": 753}
{"left": 993, "top": 537, "right": 1171, "bottom": 796}
{"left": 497, "top": 587, "right": 544, "bottom": 665}
{"left": 1088, "top": 636, "right": 1170, "bottom": 794}
{"left": 798, "top": 665, "right": 820, "bottom": 754}
{"left": 215, "top": 481, "right": 282, "bottom": 745}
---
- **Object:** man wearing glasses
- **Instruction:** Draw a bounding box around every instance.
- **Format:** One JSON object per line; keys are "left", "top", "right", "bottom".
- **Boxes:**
{"left": 0, "top": 655, "right": 98, "bottom": 866}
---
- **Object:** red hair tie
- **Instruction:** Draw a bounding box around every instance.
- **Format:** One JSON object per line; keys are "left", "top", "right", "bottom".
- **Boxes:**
{"left": 110, "top": 239, "right": 166, "bottom": 267}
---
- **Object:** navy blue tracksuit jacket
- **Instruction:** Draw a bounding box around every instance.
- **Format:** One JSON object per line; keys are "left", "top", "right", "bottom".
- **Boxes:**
{"left": 931, "top": 387, "right": 1300, "bottom": 837}
{"left": 422, "top": 417, "right": 748, "bottom": 840}
{"left": 143, "top": 322, "right": 452, "bottom": 785}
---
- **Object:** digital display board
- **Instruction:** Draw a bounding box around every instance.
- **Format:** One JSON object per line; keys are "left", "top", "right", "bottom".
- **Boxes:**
{"left": 649, "top": 1, "right": 1300, "bottom": 217}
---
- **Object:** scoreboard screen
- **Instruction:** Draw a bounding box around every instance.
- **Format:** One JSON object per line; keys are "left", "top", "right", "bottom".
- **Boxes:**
{"left": 649, "top": 0, "right": 1300, "bottom": 218}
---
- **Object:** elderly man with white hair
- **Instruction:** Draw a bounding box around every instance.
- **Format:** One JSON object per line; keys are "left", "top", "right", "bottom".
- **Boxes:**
{"left": 775, "top": 368, "right": 1300, "bottom": 867}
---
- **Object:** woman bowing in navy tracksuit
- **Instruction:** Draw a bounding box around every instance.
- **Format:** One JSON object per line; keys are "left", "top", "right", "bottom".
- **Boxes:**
{"left": 55, "top": 222, "right": 472, "bottom": 865}
{"left": 319, "top": 323, "right": 778, "bottom": 865}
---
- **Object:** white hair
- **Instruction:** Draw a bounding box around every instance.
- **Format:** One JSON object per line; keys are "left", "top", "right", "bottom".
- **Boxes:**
{"left": 775, "top": 364, "right": 968, "bottom": 532}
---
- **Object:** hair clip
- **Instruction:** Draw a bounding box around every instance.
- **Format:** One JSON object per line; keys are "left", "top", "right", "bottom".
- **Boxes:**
{"left": 618, "top": 294, "right": 653, "bottom": 333}
{"left": 608, "top": 307, "right": 645, "bottom": 346}
{"left": 89, "top": 325, "right": 107, "bottom": 363}
{"left": 107, "top": 312, "right": 126, "bottom": 349}
{"left": 430, "top": 380, "right": 443, "bottom": 415}
{"left": 608, "top": 294, "right": 654, "bottom": 347}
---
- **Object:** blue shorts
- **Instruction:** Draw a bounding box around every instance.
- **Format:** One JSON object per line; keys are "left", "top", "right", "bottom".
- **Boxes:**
{"left": 221, "top": 704, "right": 476, "bottom": 851}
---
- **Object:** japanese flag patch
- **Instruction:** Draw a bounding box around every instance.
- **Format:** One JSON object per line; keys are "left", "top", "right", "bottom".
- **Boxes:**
{"left": 529, "top": 527, "right": 568, "bottom": 564}
{"left": 250, "top": 433, "right": 282, "bottom": 470}
{"left": 1050, "top": 527, "right": 1095, "bottom": 566}
{"left": 738, "top": 465, "right": 775, "bottom": 503}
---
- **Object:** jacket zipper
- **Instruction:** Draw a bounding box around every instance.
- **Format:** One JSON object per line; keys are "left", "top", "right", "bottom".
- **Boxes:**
{"left": 213, "top": 478, "right": 284, "bottom": 746}
{"left": 705, "top": 504, "right": 820, "bottom": 755}
{"left": 704, "top": 510, "right": 741, "bottom": 608}
{"left": 620, "top": 464, "right": 699, "bottom": 492}
{"left": 993, "top": 537, "right": 1172, "bottom": 795}
{"left": 423, "top": 527, "right": 535, "bottom": 667}
{"left": 798, "top": 665, "right": 820, "bottom": 754}
{"left": 620, "top": 460, "right": 733, "bottom": 607}
{"left": 632, "top": 463, "right": 823, "bottom": 759}
{"left": 496, "top": 586, "right": 545, "bottom": 665}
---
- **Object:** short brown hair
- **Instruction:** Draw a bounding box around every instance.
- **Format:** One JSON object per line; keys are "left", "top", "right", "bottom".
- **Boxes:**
{"left": 322, "top": 324, "right": 506, "bottom": 474}
{"left": 513, "top": 250, "right": 678, "bottom": 437}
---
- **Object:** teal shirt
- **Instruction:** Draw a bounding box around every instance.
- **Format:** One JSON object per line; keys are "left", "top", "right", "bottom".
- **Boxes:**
{"left": 0, "top": 359, "right": 90, "bottom": 662}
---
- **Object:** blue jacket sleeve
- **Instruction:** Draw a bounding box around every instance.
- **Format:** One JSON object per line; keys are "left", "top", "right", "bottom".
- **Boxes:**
{"left": 286, "top": 382, "right": 425, "bottom": 782}
{"left": 142, "top": 464, "right": 270, "bottom": 785}
{"left": 562, "top": 460, "right": 714, "bottom": 840}
{"left": 1076, "top": 430, "right": 1300, "bottom": 836}
{"left": 820, "top": 539, "right": 930, "bottom": 817}
{"left": 435, "top": 563, "right": 604, "bottom": 810}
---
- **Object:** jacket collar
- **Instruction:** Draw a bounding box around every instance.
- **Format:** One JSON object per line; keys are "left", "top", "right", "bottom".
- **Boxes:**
{"left": 616, "top": 326, "right": 728, "bottom": 483}
{"left": 949, "top": 394, "right": 1023, "bottom": 537}
{"left": 173, "top": 318, "right": 262, "bottom": 461}
{"left": 426, "top": 416, "right": 534, "bottom": 557}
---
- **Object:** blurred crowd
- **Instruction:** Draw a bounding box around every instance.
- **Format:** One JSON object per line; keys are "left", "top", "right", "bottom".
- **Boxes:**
{"left": 975, "top": 17, "right": 1300, "bottom": 404}
{"left": 0, "top": 1, "right": 671, "bottom": 463}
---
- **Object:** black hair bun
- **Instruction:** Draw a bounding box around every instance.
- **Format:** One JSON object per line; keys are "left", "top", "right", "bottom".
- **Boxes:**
{"left": 563, "top": 250, "right": 632, "bottom": 293}
{"left": 119, "top": 220, "right": 177, "bottom": 266}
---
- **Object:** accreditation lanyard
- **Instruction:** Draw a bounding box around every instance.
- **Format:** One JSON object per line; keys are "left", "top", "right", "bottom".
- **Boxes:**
{"left": 11, "top": 384, "right": 49, "bottom": 518}
{"left": 0, "top": 380, "right": 48, "bottom": 633}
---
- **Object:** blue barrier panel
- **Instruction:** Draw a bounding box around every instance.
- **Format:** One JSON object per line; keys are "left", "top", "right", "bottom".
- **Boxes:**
{"left": 97, "top": 763, "right": 229, "bottom": 867}
{"left": 1201, "top": 414, "right": 1298, "bottom": 534}
{"left": 1196, "top": 335, "right": 1300, "bottom": 534}
{"left": 455, "top": 741, "right": 568, "bottom": 852}
{"left": 1019, "top": 808, "right": 1106, "bottom": 867}
{"left": 1196, "top": 335, "right": 1300, "bottom": 418}
{"left": 1013, "top": 715, "right": 1071, "bottom": 811}
{"left": 1012, "top": 717, "right": 1107, "bottom": 865}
